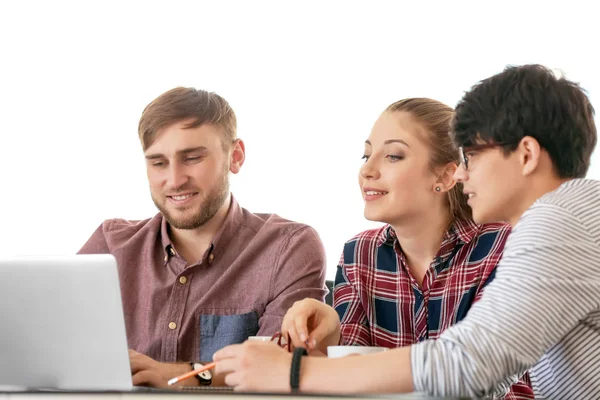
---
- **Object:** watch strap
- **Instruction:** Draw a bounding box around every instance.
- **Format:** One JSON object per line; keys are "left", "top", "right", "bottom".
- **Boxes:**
{"left": 290, "top": 347, "right": 307, "bottom": 391}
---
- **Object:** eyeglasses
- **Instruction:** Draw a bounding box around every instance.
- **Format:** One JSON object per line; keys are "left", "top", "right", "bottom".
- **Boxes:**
{"left": 458, "top": 142, "right": 509, "bottom": 171}
{"left": 270, "top": 331, "right": 291, "bottom": 352}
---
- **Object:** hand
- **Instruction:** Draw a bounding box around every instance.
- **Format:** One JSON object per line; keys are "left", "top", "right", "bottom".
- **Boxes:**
{"left": 129, "top": 349, "right": 196, "bottom": 388}
{"left": 213, "top": 341, "right": 292, "bottom": 392}
{"left": 282, "top": 298, "right": 341, "bottom": 353}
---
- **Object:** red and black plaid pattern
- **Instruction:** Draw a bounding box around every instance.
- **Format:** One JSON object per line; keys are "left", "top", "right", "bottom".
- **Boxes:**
{"left": 333, "top": 219, "right": 533, "bottom": 399}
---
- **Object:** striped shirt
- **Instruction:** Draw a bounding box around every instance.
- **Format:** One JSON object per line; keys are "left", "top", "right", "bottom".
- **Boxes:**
{"left": 334, "top": 219, "right": 533, "bottom": 399}
{"left": 411, "top": 179, "right": 600, "bottom": 399}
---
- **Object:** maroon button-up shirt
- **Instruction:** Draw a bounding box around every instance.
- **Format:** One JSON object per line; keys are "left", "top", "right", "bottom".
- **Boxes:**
{"left": 78, "top": 195, "right": 327, "bottom": 362}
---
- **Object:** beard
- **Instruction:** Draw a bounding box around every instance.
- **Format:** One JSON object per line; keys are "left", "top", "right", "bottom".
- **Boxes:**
{"left": 152, "top": 167, "right": 230, "bottom": 230}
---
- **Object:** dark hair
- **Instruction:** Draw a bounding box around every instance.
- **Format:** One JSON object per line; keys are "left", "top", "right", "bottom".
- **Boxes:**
{"left": 386, "top": 98, "right": 472, "bottom": 223}
{"left": 452, "top": 64, "right": 597, "bottom": 178}
{"left": 138, "top": 87, "right": 237, "bottom": 151}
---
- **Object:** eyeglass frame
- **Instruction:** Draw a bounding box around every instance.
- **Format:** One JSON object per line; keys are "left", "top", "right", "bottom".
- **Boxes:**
{"left": 458, "top": 142, "right": 511, "bottom": 171}
{"left": 270, "top": 331, "right": 292, "bottom": 352}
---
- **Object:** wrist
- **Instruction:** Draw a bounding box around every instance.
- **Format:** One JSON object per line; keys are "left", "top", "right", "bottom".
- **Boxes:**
{"left": 163, "top": 363, "right": 200, "bottom": 388}
{"left": 333, "top": 325, "right": 341, "bottom": 344}
{"left": 321, "top": 326, "right": 341, "bottom": 352}
{"left": 289, "top": 347, "right": 308, "bottom": 392}
{"left": 189, "top": 362, "right": 212, "bottom": 386}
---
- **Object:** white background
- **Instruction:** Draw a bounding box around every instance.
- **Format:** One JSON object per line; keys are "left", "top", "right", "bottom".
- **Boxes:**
{"left": 1, "top": 1, "right": 598, "bottom": 279}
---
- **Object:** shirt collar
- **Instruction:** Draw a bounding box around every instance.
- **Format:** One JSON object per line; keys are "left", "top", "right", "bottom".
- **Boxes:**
{"left": 448, "top": 217, "right": 479, "bottom": 245}
{"left": 160, "top": 193, "right": 243, "bottom": 263}
{"left": 377, "top": 225, "right": 396, "bottom": 247}
{"left": 376, "top": 217, "right": 479, "bottom": 249}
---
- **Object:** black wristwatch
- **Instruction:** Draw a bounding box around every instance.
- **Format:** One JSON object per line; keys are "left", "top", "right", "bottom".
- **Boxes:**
{"left": 190, "top": 362, "right": 212, "bottom": 386}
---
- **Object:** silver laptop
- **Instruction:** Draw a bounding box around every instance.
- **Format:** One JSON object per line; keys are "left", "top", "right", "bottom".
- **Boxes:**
{"left": 0, "top": 254, "right": 132, "bottom": 391}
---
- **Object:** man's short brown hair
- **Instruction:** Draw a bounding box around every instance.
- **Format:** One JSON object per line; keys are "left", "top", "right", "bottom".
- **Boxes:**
{"left": 138, "top": 87, "right": 237, "bottom": 151}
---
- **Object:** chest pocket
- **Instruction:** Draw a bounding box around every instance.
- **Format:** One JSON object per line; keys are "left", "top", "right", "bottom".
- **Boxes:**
{"left": 198, "top": 311, "right": 259, "bottom": 361}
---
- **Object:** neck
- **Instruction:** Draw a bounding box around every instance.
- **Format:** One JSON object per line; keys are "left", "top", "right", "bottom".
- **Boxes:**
{"left": 508, "top": 176, "right": 570, "bottom": 227}
{"left": 389, "top": 203, "right": 452, "bottom": 285}
{"left": 169, "top": 194, "right": 232, "bottom": 264}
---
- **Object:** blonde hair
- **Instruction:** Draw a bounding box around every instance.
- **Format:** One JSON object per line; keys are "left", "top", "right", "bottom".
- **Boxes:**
{"left": 385, "top": 98, "right": 472, "bottom": 223}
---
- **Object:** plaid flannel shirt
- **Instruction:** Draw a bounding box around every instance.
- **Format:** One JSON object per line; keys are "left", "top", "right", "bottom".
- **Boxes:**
{"left": 334, "top": 219, "right": 533, "bottom": 399}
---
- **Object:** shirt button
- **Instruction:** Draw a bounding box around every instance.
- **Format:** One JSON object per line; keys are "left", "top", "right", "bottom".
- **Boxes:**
{"left": 168, "top": 322, "right": 177, "bottom": 330}
{"left": 208, "top": 253, "right": 215, "bottom": 263}
{"left": 169, "top": 247, "right": 176, "bottom": 256}
{"left": 179, "top": 276, "right": 187, "bottom": 284}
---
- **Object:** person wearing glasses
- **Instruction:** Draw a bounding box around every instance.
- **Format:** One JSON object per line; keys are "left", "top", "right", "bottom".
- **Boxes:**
{"left": 215, "top": 97, "right": 533, "bottom": 398}
{"left": 213, "top": 64, "right": 600, "bottom": 399}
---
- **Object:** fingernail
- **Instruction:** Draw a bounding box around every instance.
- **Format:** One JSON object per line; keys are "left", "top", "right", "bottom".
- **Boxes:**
{"left": 300, "top": 333, "right": 307, "bottom": 342}
{"left": 311, "top": 339, "right": 317, "bottom": 348}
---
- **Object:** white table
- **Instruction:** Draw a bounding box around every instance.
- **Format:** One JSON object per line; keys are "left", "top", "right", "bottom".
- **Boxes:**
{"left": 0, "top": 391, "right": 461, "bottom": 400}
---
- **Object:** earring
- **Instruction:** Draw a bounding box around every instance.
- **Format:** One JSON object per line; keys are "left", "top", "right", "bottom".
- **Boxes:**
{"left": 435, "top": 186, "right": 441, "bottom": 192}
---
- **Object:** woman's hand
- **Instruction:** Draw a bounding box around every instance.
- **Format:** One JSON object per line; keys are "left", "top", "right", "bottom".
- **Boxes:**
{"left": 282, "top": 298, "right": 341, "bottom": 353}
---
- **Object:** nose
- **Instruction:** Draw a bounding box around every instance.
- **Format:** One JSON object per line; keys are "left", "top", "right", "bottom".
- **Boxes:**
{"left": 453, "top": 163, "right": 468, "bottom": 183}
{"left": 359, "top": 156, "right": 381, "bottom": 180}
{"left": 166, "top": 162, "right": 189, "bottom": 189}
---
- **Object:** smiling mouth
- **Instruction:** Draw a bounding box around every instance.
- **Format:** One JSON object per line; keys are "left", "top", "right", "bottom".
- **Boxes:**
{"left": 169, "top": 193, "right": 196, "bottom": 201}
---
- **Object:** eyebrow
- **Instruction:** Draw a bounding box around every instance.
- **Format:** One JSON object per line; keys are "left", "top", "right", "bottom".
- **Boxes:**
{"left": 364, "top": 139, "right": 410, "bottom": 148}
{"left": 145, "top": 146, "right": 208, "bottom": 160}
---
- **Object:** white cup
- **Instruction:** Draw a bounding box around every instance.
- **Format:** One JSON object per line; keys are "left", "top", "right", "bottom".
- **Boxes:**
{"left": 327, "top": 345, "right": 388, "bottom": 358}
{"left": 247, "top": 336, "right": 273, "bottom": 342}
